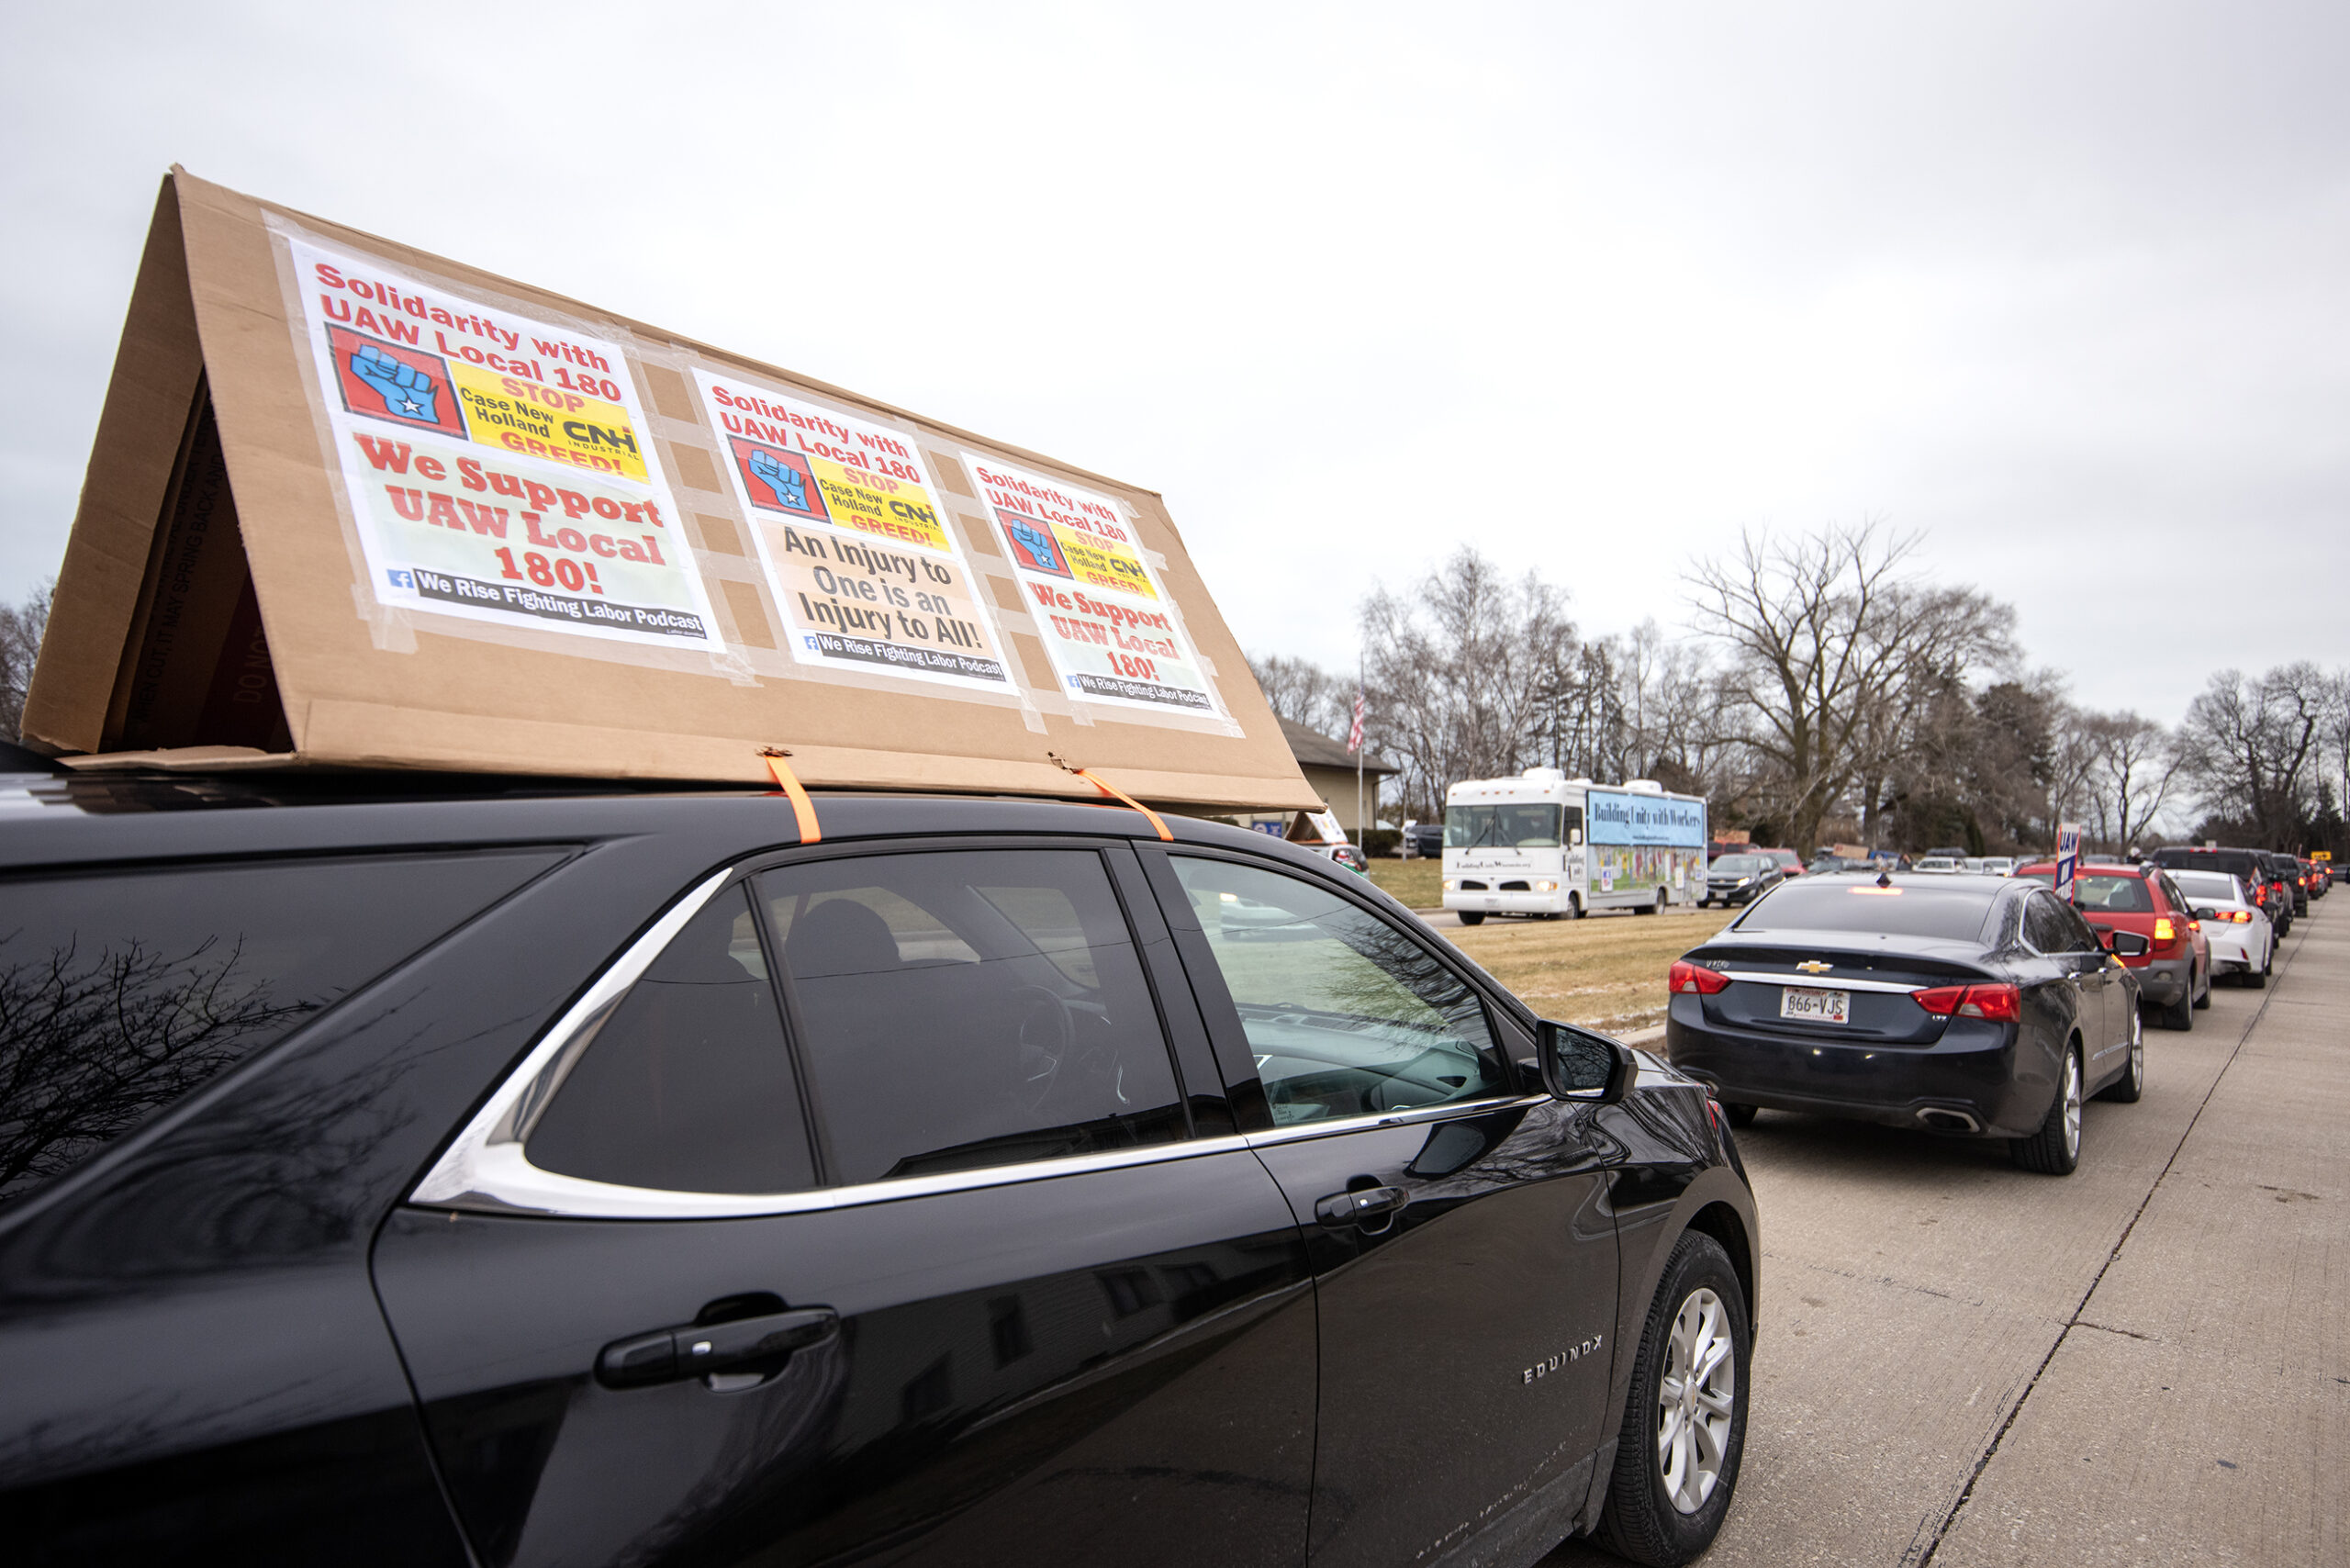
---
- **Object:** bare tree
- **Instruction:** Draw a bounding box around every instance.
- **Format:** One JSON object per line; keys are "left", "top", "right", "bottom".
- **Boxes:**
{"left": 1685, "top": 522, "right": 2015, "bottom": 854}
{"left": 2076, "top": 711, "right": 2179, "bottom": 852}
{"left": 2175, "top": 664, "right": 2335, "bottom": 847}
{"left": 0, "top": 579, "right": 52, "bottom": 744}
{"left": 1245, "top": 652, "right": 1349, "bottom": 736}
{"left": 1360, "top": 547, "right": 1579, "bottom": 817}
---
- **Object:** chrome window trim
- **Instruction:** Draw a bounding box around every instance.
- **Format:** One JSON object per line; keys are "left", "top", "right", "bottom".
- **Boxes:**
{"left": 413, "top": 854, "right": 1557, "bottom": 1222}
{"left": 421, "top": 1132, "right": 1259, "bottom": 1220}
{"left": 1718, "top": 970, "right": 1928, "bottom": 995}
{"left": 1240, "top": 1093, "right": 1547, "bottom": 1148}
{"left": 410, "top": 858, "right": 1256, "bottom": 1222}
{"left": 410, "top": 868, "right": 734, "bottom": 1211}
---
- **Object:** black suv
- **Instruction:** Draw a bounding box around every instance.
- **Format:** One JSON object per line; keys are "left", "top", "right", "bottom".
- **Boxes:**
{"left": 2149, "top": 846, "right": 2290, "bottom": 935}
{"left": 0, "top": 768, "right": 1758, "bottom": 1568}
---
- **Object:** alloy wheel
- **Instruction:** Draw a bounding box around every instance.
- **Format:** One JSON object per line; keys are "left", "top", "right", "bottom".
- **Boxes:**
{"left": 2062, "top": 1051, "right": 2082, "bottom": 1160}
{"left": 1655, "top": 1285, "right": 1736, "bottom": 1514}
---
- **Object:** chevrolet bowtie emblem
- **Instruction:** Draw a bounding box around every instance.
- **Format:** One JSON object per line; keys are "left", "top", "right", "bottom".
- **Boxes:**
{"left": 1795, "top": 960, "right": 1833, "bottom": 974}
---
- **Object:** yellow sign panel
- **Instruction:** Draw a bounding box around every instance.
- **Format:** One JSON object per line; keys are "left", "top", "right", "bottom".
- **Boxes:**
{"left": 450, "top": 363, "right": 647, "bottom": 482}
{"left": 1051, "top": 521, "right": 1158, "bottom": 600}
{"left": 809, "top": 457, "right": 951, "bottom": 554}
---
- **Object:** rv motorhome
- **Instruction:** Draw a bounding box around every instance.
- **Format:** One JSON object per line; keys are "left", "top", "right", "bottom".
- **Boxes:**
{"left": 1441, "top": 769, "right": 1708, "bottom": 924}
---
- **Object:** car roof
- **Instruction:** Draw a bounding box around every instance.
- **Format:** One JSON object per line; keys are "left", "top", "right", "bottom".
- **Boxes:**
{"left": 0, "top": 767, "right": 1315, "bottom": 875}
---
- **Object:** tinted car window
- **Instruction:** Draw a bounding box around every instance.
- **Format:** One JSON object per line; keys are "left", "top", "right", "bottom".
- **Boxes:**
{"left": 758, "top": 850, "right": 1185, "bottom": 1187}
{"left": 2170, "top": 870, "right": 2241, "bottom": 903}
{"left": 525, "top": 884, "right": 813, "bottom": 1196}
{"left": 0, "top": 849, "right": 560, "bottom": 1208}
{"left": 2023, "top": 891, "right": 2085, "bottom": 953}
{"left": 1169, "top": 857, "right": 1504, "bottom": 1126}
{"left": 1735, "top": 879, "right": 1998, "bottom": 940}
{"left": 2071, "top": 875, "right": 2154, "bottom": 913}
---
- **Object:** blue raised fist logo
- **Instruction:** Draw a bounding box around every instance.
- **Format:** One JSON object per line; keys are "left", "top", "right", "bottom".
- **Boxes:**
{"left": 1005, "top": 514, "right": 1063, "bottom": 573}
{"left": 350, "top": 344, "right": 441, "bottom": 423}
{"left": 747, "top": 447, "right": 811, "bottom": 512}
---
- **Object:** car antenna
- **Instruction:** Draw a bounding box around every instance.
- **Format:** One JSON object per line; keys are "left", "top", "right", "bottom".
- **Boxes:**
{"left": 1875, "top": 868, "right": 1893, "bottom": 889}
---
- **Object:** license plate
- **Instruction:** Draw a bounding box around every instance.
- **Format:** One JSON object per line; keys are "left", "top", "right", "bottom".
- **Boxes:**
{"left": 1780, "top": 986, "right": 1850, "bottom": 1025}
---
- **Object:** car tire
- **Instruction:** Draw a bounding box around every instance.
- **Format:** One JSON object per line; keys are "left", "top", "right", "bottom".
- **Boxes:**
{"left": 1457, "top": 911, "right": 1485, "bottom": 926}
{"left": 2010, "top": 1044, "right": 2083, "bottom": 1176}
{"left": 2156, "top": 981, "right": 2193, "bottom": 1032}
{"left": 2245, "top": 940, "right": 2269, "bottom": 989}
{"left": 1570, "top": 894, "right": 1585, "bottom": 920}
{"left": 1722, "top": 1102, "right": 1759, "bottom": 1128}
{"left": 2192, "top": 965, "right": 2211, "bottom": 1009}
{"left": 1596, "top": 1230, "right": 1750, "bottom": 1567}
{"left": 2098, "top": 1008, "right": 2144, "bottom": 1103}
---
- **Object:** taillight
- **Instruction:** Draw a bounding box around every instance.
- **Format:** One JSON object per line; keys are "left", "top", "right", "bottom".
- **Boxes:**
{"left": 1669, "top": 960, "right": 1731, "bottom": 995}
{"left": 1911, "top": 982, "right": 2021, "bottom": 1022}
{"left": 2153, "top": 917, "right": 2176, "bottom": 946}
{"left": 1911, "top": 984, "right": 1966, "bottom": 1015}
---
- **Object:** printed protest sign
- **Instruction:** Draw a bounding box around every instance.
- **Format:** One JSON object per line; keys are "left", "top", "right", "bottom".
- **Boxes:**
{"left": 694, "top": 374, "right": 1012, "bottom": 690}
{"left": 25, "top": 171, "right": 1321, "bottom": 809}
{"left": 963, "top": 454, "right": 1219, "bottom": 717}
{"left": 290, "top": 237, "right": 722, "bottom": 649}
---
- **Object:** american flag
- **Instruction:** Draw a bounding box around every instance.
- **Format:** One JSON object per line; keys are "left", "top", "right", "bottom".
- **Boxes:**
{"left": 1348, "top": 691, "right": 1366, "bottom": 754}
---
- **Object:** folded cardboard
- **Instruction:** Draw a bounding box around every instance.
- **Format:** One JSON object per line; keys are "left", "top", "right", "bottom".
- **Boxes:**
{"left": 25, "top": 169, "right": 1318, "bottom": 811}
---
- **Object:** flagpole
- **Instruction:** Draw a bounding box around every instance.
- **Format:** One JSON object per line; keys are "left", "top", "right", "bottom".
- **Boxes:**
{"left": 1355, "top": 650, "right": 1365, "bottom": 850}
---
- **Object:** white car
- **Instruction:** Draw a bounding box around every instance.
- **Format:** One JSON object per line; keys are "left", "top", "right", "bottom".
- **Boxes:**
{"left": 2167, "top": 869, "right": 2274, "bottom": 987}
{"left": 1979, "top": 857, "right": 2016, "bottom": 877}
{"left": 1911, "top": 856, "right": 1962, "bottom": 874}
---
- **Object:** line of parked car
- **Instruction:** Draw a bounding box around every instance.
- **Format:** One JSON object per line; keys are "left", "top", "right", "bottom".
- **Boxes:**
{"left": 1667, "top": 841, "right": 2328, "bottom": 1179}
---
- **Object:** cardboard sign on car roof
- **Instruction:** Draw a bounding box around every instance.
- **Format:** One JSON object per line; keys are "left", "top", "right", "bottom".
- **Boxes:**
{"left": 24, "top": 169, "right": 1319, "bottom": 811}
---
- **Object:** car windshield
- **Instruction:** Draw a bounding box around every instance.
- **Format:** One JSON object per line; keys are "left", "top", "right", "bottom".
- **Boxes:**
{"left": 2170, "top": 870, "right": 2241, "bottom": 902}
{"left": 1712, "top": 856, "right": 1772, "bottom": 873}
{"left": 1445, "top": 802, "right": 1562, "bottom": 848}
{"left": 1735, "top": 879, "right": 1998, "bottom": 940}
{"left": 1913, "top": 857, "right": 1957, "bottom": 871}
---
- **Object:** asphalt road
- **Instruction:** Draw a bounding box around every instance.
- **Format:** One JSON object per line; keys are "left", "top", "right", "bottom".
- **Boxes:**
{"left": 1542, "top": 897, "right": 2345, "bottom": 1567}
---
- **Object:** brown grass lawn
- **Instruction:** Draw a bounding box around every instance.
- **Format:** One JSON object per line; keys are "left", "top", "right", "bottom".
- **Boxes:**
{"left": 1365, "top": 857, "right": 1443, "bottom": 910}
{"left": 1446, "top": 906, "right": 1739, "bottom": 1036}
{"left": 1357, "top": 858, "right": 1735, "bottom": 1035}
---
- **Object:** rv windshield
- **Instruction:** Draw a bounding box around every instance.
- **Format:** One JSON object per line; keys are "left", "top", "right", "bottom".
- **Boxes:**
{"left": 1446, "top": 803, "right": 1563, "bottom": 849}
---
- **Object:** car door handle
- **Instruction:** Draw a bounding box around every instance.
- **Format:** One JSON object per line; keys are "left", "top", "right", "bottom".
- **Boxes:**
{"left": 597, "top": 1306, "right": 840, "bottom": 1389}
{"left": 1315, "top": 1185, "right": 1409, "bottom": 1228}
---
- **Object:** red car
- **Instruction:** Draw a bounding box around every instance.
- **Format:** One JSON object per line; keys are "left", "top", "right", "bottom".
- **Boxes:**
{"left": 2016, "top": 861, "right": 2210, "bottom": 1030}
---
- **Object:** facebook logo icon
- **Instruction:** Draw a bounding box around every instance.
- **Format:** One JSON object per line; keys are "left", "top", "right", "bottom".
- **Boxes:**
{"left": 386, "top": 569, "right": 413, "bottom": 589}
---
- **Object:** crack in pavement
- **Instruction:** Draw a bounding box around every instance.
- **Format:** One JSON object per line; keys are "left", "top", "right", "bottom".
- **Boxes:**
{"left": 1906, "top": 923, "right": 2300, "bottom": 1567}
{"left": 2075, "top": 1319, "right": 2157, "bottom": 1341}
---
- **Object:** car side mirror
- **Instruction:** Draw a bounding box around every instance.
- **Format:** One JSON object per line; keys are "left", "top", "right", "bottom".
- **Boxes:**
{"left": 1570, "top": 829, "right": 1583, "bottom": 846}
{"left": 2192, "top": 906, "right": 2218, "bottom": 921}
{"left": 2104, "top": 930, "right": 2150, "bottom": 958}
{"left": 1537, "top": 1020, "right": 1635, "bottom": 1103}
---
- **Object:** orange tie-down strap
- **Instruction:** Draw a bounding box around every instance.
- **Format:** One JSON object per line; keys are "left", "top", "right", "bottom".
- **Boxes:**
{"left": 1073, "top": 767, "right": 1173, "bottom": 842}
{"left": 758, "top": 749, "right": 822, "bottom": 844}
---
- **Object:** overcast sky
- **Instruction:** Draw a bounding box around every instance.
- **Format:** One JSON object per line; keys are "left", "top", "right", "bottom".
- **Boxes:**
{"left": 5, "top": 1, "right": 2344, "bottom": 726}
